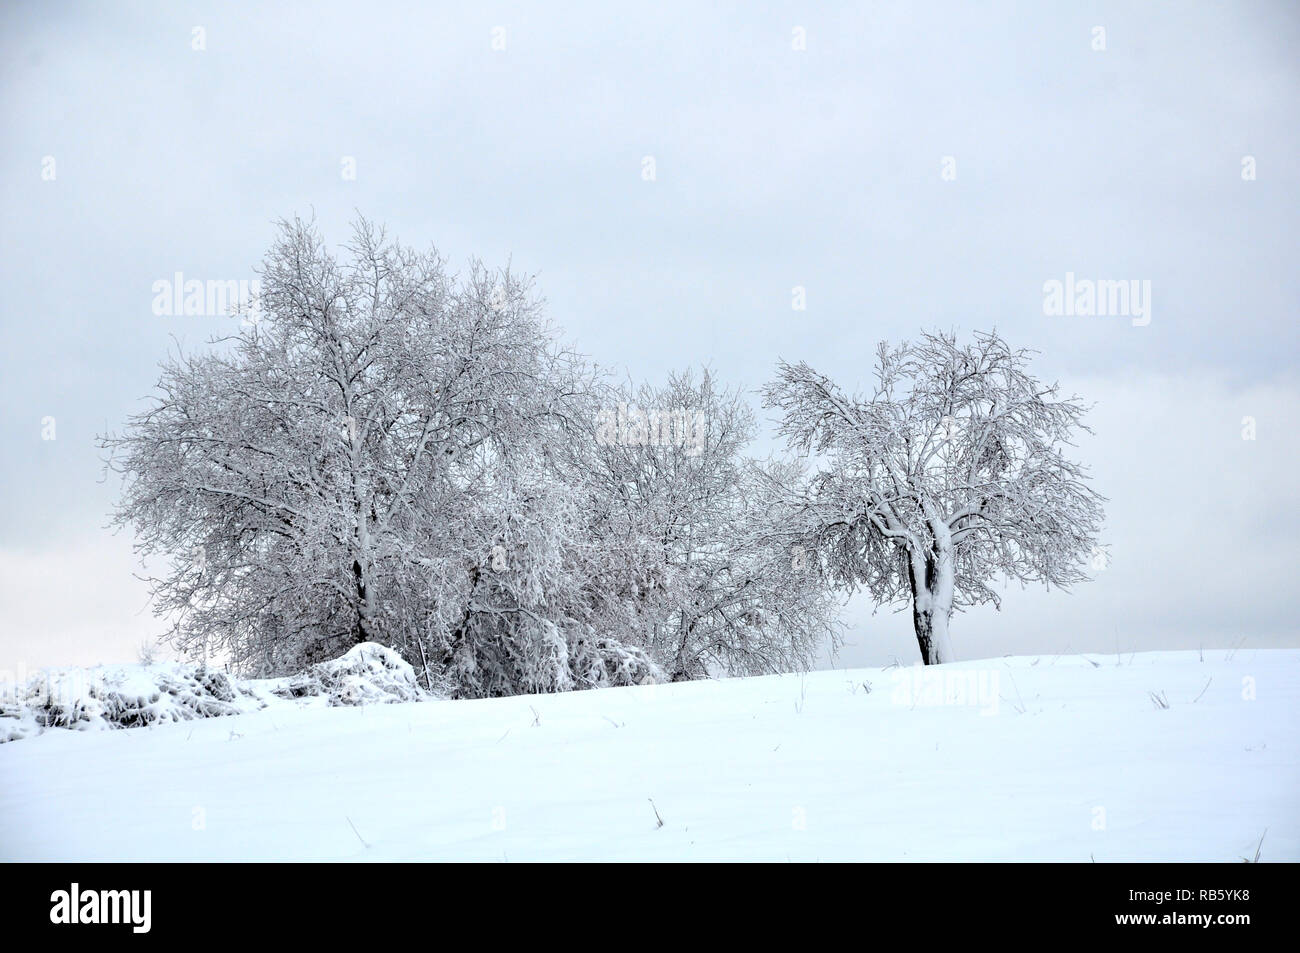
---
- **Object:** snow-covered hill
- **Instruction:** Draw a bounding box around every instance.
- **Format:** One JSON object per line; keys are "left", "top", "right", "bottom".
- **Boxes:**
{"left": 2, "top": 650, "right": 1296, "bottom": 861}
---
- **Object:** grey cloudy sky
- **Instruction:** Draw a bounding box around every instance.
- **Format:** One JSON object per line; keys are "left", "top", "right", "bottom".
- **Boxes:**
{"left": 1, "top": 1, "right": 1297, "bottom": 672}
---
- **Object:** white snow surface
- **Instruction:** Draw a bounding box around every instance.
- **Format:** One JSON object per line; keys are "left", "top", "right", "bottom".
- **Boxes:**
{"left": 1, "top": 649, "right": 1296, "bottom": 861}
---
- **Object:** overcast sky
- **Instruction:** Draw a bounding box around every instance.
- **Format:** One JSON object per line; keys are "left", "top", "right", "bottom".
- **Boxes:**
{"left": 1, "top": 1, "right": 1296, "bottom": 674}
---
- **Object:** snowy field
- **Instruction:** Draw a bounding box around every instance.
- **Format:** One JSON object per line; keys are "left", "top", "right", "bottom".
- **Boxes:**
{"left": 1, "top": 649, "right": 1296, "bottom": 862}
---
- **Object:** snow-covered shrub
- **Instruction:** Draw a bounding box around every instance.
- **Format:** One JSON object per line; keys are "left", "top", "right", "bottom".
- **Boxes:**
{"left": 274, "top": 642, "right": 423, "bottom": 706}
{"left": 0, "top": 643, "right": 430, "bottom": 743}
{"left": 0, "top": 708, "right": 39, "bottom": 744}
{"left": 569, "top": 629, "right": 664, "bottom": 688}
{"left": 447, "top": 614, "right": 576, "bottom": 699}
{"left": 0, "top": 664, "right": 246, "bottom": 741}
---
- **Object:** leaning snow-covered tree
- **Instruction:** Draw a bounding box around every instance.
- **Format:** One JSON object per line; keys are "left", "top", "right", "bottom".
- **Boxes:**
{"left": 762, "top": 331, "right": 1105, "bottom": 665}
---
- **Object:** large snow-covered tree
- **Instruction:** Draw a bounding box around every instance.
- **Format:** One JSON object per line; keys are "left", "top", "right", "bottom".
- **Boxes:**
{"left": 762, "top": 331, "right": 1105, "bottom": 665}
{"left": 103, "top": 217, "right": 619, "bottom": 692}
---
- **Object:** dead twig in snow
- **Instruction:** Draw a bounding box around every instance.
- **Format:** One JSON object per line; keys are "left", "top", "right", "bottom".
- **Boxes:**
{"left": 1241, "top": 829, "right": 1266, "bottom": 863}
{"left": 346, "top": 816, "right": 371, "bottom": 848}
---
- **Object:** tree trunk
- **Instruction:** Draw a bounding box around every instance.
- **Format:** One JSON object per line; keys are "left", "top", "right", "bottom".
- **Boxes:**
{"left": 908, "top": 546, "right": 956, "bottom": 665}
{"left": 911, "top": 602, "right": 954, "bottom": 665}
{"left": 670, "top": 610, "right": 694, "bottom": 681}
{"left": 352, "top": 558, "right": 376, "bottom": 645}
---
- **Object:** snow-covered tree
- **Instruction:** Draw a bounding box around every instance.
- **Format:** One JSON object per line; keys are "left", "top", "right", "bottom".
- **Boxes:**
{"left": 104, "top": 216, "right": 841, "bottom": 697}
{"left": 583, "top": 370, "right": 841, "bottom": 679}
{"left": 103, "top": 217, "right": 609, "bottom": 690}
{"left": 762, "top": 331, "right": 1105, "bottom": 664}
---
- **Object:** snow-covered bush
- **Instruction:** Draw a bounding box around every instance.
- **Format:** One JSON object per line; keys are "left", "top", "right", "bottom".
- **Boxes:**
{"left": 569, "top": 630, "right": 664, "bottom": 688}
{"left": 0, "top": 664, "right": 246, "bottom": 741}
{"left": 273, "top": 642, "right": 424, "bottom": 706}
{"left": 0, "top": 642, "right": 430, "bottom": 743}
